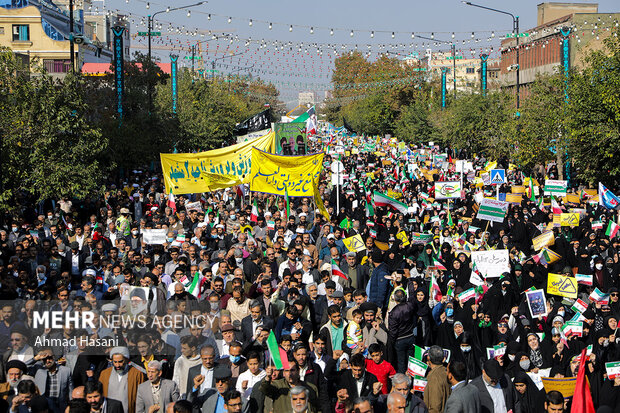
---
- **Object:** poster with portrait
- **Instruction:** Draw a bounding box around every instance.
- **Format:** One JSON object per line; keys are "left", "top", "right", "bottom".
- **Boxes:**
{"left": 120, "top": 285, "right": 150, "bottom": 316}
{"left": 275, "top": 122, "right": 307, "bottom": 155}
{"left": 526, "top": 289, "right": 548, "bottom": 318}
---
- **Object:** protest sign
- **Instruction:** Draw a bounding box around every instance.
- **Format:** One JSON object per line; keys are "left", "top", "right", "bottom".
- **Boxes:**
{"left": 476, "top": 199, "right": 509, "bottom": 223}
{"left": 544, "top": 180, "right": 568, "bottom": 196}
{"left": 540, "top": 377, "right": 576, "bottom": 398}
{"left": 547, "top": 273, "right": 578, "bottom": 299}
{"left": 434, "top": 181, "right": 462, "bottom": 199}
{"left": 532, "top": 231, "right": 555, "bottom": 251}
{"left": 407, "top": 357, "right": 428, "bottom": 377}
{"left": 275, "top": 122, "right": 307, "bottom": 155}
{"left": 185, "top": 201, "right": 202, "bottom": 212}
{"left": 526, "top": 289, "right": 548, "bottom": 318}
{"left": 142, "top": 229, "right": 167, "bottom": 245}
{"left": 161, "top": 131, "right": 274, "bottom": 194}
{"left": 343, "top": 235, "right": 366, "bottom": 252}
{"left": 471, "top": 250, "right": 510, "bottom": 278}
{"left": 249, "top": 149, "right": 324, "bottom": 197}
{"left": 395, "top": 231, "right": 410, "bottom": 247}
{"left": 560, "top": 213, "right": 580, "bottom": 226}
{"left": 410, "top": 233, "right": 433, "bottom": 245}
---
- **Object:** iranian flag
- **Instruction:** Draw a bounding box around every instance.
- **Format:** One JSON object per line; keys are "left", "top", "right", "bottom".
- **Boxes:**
{"left": 332, "top": 259, "right": 347, "bottom": 280}
{"left": 606, "top": 221, "right": 620, "bottom": 239}
{"left": 432, "top": 257, "right": 447, "bottom": 271}
{"left": 188, "top": 272, "right": 205, "bottom": 298}
{"left": 413, "top": 344, "right": 427, "bottom": 361}
{"left": 167, "top": 190, "right": 177, "bottom": 214}
{"left": 266, "top": 330, "right": 290, "bottom": 369}
{"left": 527, "top": 176, "right": 536, "bottom": 202}
{"left": 250, "top": 199, "right": 259, "bottom": 223}
{"left": 551, "top": 198, "right": 562, "bottom": 215}
{"left": 373, "top": 191, "right": 408, "bottom": 214}
{"left": 429, "top": 274, "right": 442, "bottom": 301}
{"left": 458, "top": 288, "right": 476, "bottom": 302}
{"left": 571, "top": 298, "right": 588, "bottom": 314}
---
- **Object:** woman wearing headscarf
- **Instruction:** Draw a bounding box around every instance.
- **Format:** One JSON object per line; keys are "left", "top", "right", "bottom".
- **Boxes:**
{"left": 525, "top": 332, "right": 553, "bottom": 370}
{"left": 452, "top": 331, "right": 482, "bottom": 381}
{"left": 513, "top": 371, "right": 545, "bottom": 412}
{"left": 413, "top": 288, "right": 433, "bottom": 347}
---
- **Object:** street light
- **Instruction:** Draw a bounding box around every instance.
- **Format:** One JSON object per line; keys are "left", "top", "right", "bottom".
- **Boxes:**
{"left": 415, "top": 33, "right": 457, "bottom": 99}
{"left": 462, "top": 1, "right": 520, "bottom": 109}
{"left": 147, "top": 1, "right": 206, "bottom": 107}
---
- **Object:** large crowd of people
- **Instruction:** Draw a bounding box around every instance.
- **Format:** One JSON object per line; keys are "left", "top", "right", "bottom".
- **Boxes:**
{"left": 0, "top": 136, "right": 617, "bottom": 413}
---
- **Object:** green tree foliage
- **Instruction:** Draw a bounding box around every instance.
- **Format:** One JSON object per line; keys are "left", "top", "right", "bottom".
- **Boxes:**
{"left": 566, "top": 27, "right": 620, "bottom": 184}
{"left": 507, "top": 73, "right": 564, "bottom": 172}
{"left": 0, "top": 50, "right": 107, "bottom": 209}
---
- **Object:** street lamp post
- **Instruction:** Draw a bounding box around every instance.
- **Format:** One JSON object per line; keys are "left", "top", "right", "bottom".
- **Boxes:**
{"left": 462, "top": 1, "right": 520, "bottom": 110}
{"left": 147, "top": 2, "right": 205, "bottom": 108}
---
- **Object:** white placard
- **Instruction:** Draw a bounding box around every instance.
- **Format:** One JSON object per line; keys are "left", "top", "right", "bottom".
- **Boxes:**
{"left": 142, "top": 228, "right": 167, "bottom": 245}
{"left": 471, "top": 249, "right": 510, "bottom": 278}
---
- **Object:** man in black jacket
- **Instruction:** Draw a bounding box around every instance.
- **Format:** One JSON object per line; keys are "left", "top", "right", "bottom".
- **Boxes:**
{"left": 335, "top": 353, "right": 382, "bottom": 402}
{"left": 388, "top": 289, "right": 416, "bottom": 373}
{"left": 470, "top": 359, "right": 521, "bottom": 413}
{"left": 240, "top": 300, "right": 274, "bottom": 344}
{"left": 292, "top": 342, "right": 331, "bottom": 413}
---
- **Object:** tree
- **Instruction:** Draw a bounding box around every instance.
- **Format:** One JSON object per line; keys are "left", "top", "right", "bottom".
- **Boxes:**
{"left": 0, "top": 50, "right": 108, "bottom": 209}
{"left": 433, "top": 91, "right": 512, "bottom": 159}
{"left": 566, "top": 27, "right": 620, "bottom": 185}
{"left": 508, "top": 73, "right": 565, "bottom": 172}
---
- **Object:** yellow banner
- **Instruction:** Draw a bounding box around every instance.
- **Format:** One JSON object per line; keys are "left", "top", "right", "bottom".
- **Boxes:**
{"left": 160, "top": 131, "right": 275, "bottom": 194}
{"left": 511, "top": 186, "right": 525, "bottom": 194}
{"left": 564, "top": 194, "right": 580, "bottom": 204}
{"left": 249, "top": 148, "right": 324, "bottom": 197}
{"left": 547, "top": 273, "right": 578, "bottom": 299}
{"left": 541, "top": 376, "right": 576, "bottom": 398}
{"left": 532, "top": 231, "right": 555, "bottom": 251}
{"left": 506, "top": 194, "right": 523, "bottom": 204}
{"left": 343, "top": 235, "right": 366, "bottom": 252}
{"left": 560, "top": 213, "right": 580, "bottom": 226}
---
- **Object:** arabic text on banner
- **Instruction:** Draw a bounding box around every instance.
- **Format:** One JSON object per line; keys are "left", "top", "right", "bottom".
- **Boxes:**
{"left": 249, "top": 148, "right": 324, "bottom": 197}
{"left": 160, "top": 131, "right": 274, "bottom": 194}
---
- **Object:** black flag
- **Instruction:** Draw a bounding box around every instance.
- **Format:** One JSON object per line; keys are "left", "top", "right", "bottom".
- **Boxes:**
{"left": 234, "top": 109, "right": 272, "bottom": 135}
{"left": 343, "top": 117, "right": 356, "bottom": 135}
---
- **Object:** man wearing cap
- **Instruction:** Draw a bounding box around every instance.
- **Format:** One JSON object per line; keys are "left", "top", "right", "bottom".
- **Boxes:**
{"left": 98, "top": 347, "right": 145, "bottom": 413}
{"left": 188, "top": 365, "right": 238, "bottom": 413}
{"left": 135, "top": 360, "right": 179, "bottom": 413}
{"left": 470, "top": 359, "right": 520, "bottom": 413}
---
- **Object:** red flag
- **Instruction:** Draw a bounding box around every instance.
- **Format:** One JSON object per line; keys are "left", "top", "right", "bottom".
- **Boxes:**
{"left": 571, "top": 349, "right": 595, "bottom": 413}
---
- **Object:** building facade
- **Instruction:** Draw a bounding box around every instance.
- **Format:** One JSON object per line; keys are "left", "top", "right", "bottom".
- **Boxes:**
{"left": 0, "top": 0, "right": 128, "bottom": 76}
{"left": 500, "top": 2, "right": 620, "bottom": 99}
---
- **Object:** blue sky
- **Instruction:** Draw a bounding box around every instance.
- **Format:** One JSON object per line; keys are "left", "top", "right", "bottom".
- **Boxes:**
{"left": 101, "top": 0, "right": 618, "bottom": 104}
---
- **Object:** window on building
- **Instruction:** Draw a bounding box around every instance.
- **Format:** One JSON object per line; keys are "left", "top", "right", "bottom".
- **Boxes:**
{"left": 466, "top": 67, "right": 475, "bottom": 74}
{"left": 43, "top": 59, "right": 71, "bottom": 73}
{"left": 12, "top": 24, "right": 29, "bottom": 41}
{"left": 0, "top": 27, "right": 5, "bottom": 35}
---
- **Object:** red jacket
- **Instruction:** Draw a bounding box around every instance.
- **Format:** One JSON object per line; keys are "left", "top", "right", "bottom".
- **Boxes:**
{"left": 365, "top": 359, "right": 396, "bottom": 394}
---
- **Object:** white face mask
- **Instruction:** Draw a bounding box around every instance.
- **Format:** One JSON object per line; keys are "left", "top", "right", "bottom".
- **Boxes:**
{"left": 461, "top": 346, "right": 472, "bottom": 353}
{"left": 508, "top": 354, "right": 516, "bottom": 361}
{"left": 596, "top": 263, "right": 604, "bottom": 270}
{"left": 131, "top": 230, "right": 139, "bottom": 235}
{"left": 603, "top": 339, "right": 610, "bottom": 347}
{"left": 519, "top": 360, "right": 531, "bottom": 370}
{"left": 230, "top": 215, "right": 237, "bottom": 220}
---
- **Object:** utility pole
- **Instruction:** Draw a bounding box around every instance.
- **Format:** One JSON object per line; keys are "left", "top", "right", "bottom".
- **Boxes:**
{"left": 69, "top": 0, "right": 74, "bottom": 73}
{"left": 452, "top": 43, "right": 456, "bottom": 99}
